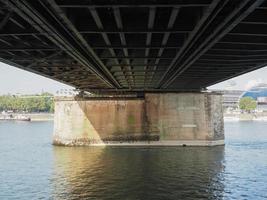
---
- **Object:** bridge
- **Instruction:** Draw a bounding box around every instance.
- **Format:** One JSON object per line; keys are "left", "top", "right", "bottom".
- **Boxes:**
{"left": 1, "top": 0, "right": 266, "bottom": 146}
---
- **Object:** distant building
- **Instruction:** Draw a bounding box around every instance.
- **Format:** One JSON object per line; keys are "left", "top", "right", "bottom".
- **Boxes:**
{"left": 222, "top": 90, "right": 244, "bottom": 109}
{"left": 55, "top": 89, "right": 79, "bottom": 97}
{"left": 211, "top": 90, "right": 244, "bottom": 110}
{"left": 258, "top": 97, "right": 267, "bottom": 104}
{"left": 241, "top": 83, "right": 267, "bottom": 104}
{"left": 240, "top": 83, "right": 267, "bottom": 110}
{"left": 212, "top": 83, "right": 267, "bottom": 111}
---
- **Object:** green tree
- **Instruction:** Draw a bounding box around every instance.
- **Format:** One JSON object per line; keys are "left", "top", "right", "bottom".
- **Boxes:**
{"left": 0, "top": 94, "right": 54, "bottom": 113}
{"left": 239, "top": 97, "right": 257, "bottom": 112}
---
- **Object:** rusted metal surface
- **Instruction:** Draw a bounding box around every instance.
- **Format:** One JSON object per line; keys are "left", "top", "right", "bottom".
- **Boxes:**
{"left": 0, "top": 0, "right": 267, "bottom": 92}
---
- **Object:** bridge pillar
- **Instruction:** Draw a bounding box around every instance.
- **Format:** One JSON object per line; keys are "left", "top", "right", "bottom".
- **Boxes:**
{"left": 53, "top": 92, "right": 224, "bottom": 146}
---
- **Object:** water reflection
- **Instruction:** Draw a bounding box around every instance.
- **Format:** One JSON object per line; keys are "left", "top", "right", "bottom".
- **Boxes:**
{"left": 52, "top": 146, "right": 225, "bottom": 200}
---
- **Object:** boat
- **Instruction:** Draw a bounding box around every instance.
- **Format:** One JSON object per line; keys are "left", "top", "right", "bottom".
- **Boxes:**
{"left": 0, "top": 113, "right": 31, "bottom": 121}
{"left": 14, "top": 115, "right": 31, "bottom": 121}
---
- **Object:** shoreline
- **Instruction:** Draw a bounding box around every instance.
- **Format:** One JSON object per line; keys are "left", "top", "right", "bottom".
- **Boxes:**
{"left": 2, "top": 113, "right": 267, "bottom": 122}
{"left": 224, "top": 113, "right": 267, "bottom": 121}
{"left": 25, "top": 113, "right": 54, "bottom": 121}
{"left": 0, "top": 113, "right": 54, "bottom": 121}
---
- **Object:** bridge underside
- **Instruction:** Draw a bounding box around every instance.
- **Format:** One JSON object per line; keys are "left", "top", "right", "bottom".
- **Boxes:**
{"left": 1, "top": 0, "right": 267, "bottom": 93}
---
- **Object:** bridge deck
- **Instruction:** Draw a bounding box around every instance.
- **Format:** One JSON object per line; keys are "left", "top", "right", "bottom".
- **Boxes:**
{"left": 1, "top": 0, "right": 267, "bottom": 93}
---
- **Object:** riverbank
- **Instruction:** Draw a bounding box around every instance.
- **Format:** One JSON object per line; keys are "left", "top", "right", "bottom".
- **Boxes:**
{"left": 0, "top": 113, "right": 54, "bottom": 121}
{"left": 224, "top": 112, "right": 267, "bottom": 121}
{"left": 25, "top": 113, "right": 54, "bottom": 121}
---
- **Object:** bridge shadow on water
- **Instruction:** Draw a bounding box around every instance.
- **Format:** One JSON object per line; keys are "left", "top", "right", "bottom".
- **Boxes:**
{"left": 51, "top": 146, "right": 225, "bottom": 200}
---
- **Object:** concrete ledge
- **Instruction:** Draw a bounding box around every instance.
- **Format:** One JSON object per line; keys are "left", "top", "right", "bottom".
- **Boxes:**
{"left": 53, "top": 139, "right": 225, "bottom": 147}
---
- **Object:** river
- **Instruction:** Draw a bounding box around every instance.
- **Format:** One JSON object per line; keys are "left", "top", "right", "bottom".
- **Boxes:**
{"left": 0, "top": 121, "right": 267, "bottom": 200}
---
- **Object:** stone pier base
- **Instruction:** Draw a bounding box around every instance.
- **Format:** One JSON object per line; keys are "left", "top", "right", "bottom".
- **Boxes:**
{"left": 53, "top": 93, "right": 224, "bottom": 146}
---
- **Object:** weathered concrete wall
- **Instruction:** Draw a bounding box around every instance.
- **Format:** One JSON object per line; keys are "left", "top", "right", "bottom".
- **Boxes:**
{"left": 145, "top": 93, "right": 221, "bottom": 141}
{"left": 53, "top": 98, "right": 150, "bottom": 145}
{"left": 206, "top": 94, "right": 224, "bottom": 140}
{"left": 53, "top": 93, "right": 224, "bottom": 146}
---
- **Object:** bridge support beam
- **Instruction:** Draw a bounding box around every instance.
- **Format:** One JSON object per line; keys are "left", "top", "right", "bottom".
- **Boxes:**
{"left": 53, "top": 92, "right": 224, "bottom": 146}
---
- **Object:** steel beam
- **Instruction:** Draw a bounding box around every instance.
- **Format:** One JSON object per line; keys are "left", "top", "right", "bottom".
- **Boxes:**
{"left": 160, "top": 0, "right": 265, "bottom": 88}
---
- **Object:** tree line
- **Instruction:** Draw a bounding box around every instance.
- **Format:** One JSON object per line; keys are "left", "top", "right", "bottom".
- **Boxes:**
{"left": 239, "top": 96, "right": 257, "bottom": 112}
{"left": 0, "top": 93, "right": 54, "bottom": 113}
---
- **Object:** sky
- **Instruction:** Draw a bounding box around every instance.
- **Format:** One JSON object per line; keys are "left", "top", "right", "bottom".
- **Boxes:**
{"left": 0, "top": 62, "right": 267, "bottom": 94}
{"left": 0, "top": 62, "right": 73, "bottom": 95}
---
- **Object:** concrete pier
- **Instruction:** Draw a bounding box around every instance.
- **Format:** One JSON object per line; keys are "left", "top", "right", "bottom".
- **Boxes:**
{"left": 53, "top": 93, "right": 224, "bottom": 146}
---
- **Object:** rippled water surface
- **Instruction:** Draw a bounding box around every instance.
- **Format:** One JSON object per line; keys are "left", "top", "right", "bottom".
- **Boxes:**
{"left": 0, "top": 121, "right": 267, "bottom": 200}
